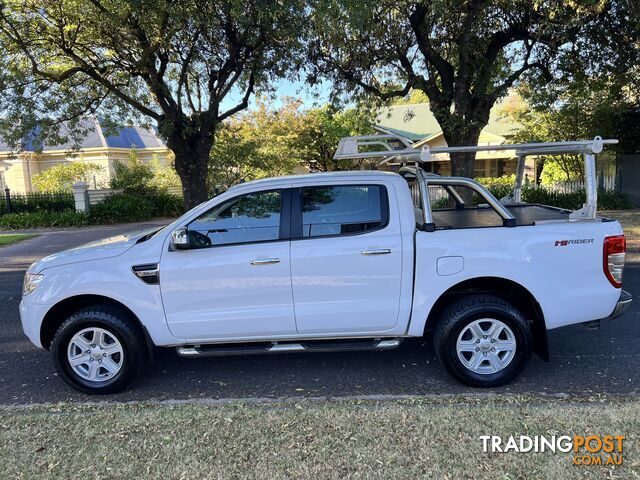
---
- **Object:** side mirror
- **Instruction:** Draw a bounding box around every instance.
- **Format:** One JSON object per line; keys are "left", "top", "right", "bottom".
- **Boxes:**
{"left": 170, "top": 228, "right": 190, "bottom": 250}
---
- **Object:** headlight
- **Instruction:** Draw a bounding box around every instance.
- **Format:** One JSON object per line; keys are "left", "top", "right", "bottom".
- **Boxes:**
{"left": 23, "top": 273, "right": 44, "bottom": 296}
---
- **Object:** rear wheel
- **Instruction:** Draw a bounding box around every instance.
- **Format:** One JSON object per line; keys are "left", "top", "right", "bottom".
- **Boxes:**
{"left": 51, "top": 305, "right": 146, "bottom": 394}
{"left": 433, "top": 294, "right": 532, "bottom": 388}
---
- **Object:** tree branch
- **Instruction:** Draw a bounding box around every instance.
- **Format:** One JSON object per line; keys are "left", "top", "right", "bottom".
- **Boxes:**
{"left": 177, "top": 29, "right": 202, "bottom": 110}
{"left": 333, "top": 63, "right": 414, "bottom": 101}
{"left": 218, "top": 71, "right": 256, "bottom": 121}
{"left": 408, "top": 4, "right": 455, "bottom": 101}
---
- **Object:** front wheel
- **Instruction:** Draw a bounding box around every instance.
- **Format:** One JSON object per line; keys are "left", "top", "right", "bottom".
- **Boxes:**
{"left": 51, "top": 305, "right": 146, "bottom": 394}
{"left": 433, "top": 294, "right": 532, "bottom": 388}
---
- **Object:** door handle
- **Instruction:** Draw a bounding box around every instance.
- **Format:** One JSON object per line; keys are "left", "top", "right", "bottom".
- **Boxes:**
{"left": 250, "top": 258, "right": 281, "bottom": 265}
{"left": 361, "top": 249, "right": 391, "bottom": 256}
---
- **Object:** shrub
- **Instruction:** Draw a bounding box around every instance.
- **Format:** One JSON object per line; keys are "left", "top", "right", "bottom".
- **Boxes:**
{"left": 87, "top": 191, "right": 184, "bottom": 224}
{"left": 597, "top": 190, "right": 633, "bottom": 210}
{"left": 111, "top": 149, "right": 182, "bottom": 197}
{"left": 148, "top": 155, "right": 181, "bottom": 191}
{"left": 88, "top": 193, "right": 154, "bottom": 224}
{"left": 520, "top": 188, "right": 583, "bottom": 209}
{"left": 148, "top": 191, "right": 185, "bottom": 218}
{"left": 521, "top": 188, "right": 631, "bottom": 210}
{"left": 432, "top": 197, "right": 449, "bottom": 209}
{"left": 476, "top": 175, "right": 518, "bottom": 201}
{"left": 110, "top": 150, "right": 155, "bottom": 194}
{"left": 475, "top": 175, "right": 631, "bottom": 211}
{"left": 0, "top": 211, "right": 87, "bottom": 229}
{"left": 32, "top": 162, "right": 105, "bottom": 192}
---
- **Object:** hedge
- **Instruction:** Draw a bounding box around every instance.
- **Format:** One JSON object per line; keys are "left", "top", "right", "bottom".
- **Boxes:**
{"left": 0, "top": 211, "right": 88, "bottom": 229}
{"left": 87, "top": 192, "right": 185, "bottom": 224}
{"left": 0, "top": 192, "right": 185, "bottom": 229}
{"left": 475, "top": 175, "right": 632, "bottom": 211}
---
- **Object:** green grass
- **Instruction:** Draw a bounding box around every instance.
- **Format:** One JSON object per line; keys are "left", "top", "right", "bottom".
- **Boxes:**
{"left": 0, "top": 396, "right": 639, "bottom": 479}
{"left": 0, "top": 233, "right": 38, "bottom": 246}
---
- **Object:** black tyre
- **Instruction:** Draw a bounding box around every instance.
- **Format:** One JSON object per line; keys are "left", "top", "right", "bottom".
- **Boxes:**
{"left": 433, "top": 294, "right": 532, "bottom": 388}
{"left": 51, "top": 305, "right": 146, "bottom": 394}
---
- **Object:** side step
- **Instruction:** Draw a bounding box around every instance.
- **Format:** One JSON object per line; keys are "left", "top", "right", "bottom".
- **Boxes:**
{"left": 176, "top": 338, "right": 402, "bottom": 358}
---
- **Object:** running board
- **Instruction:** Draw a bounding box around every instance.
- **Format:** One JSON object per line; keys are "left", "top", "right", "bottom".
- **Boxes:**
{"left": 176, "top": 338, "right": 402, "bottom": 358}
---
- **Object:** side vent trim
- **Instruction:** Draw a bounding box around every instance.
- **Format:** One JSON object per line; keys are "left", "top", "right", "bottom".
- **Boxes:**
{"left": 132, "top": 263, "right": 160, "bottom": 285}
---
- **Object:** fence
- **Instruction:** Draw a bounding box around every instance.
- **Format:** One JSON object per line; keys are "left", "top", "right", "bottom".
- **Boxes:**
{"left": 85, "top": 186, "right": 182, "bottom": 206}
{"left": 88, "top": 188, "right": 122, "bottom": 206}
{"left": 543, "top": 175, "right": 616, "bottom": 193}
{"left": 0, "top": 189, "right": 75, "bottom": 215}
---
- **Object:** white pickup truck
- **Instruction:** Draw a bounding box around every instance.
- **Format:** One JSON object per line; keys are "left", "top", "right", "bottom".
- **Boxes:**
{"left": 20, "top": 138, "right": 631, "bottom": 393}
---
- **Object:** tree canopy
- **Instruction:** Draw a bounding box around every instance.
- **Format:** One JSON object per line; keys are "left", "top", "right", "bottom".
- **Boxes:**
{"left": 308, "top": 0, "right": 640, "bottom": 189}
{"left": 209, "top": 98, "right": 372, "bottom": 190}
{"left": 0, "top": 0, "right": 306, "bottom": 207}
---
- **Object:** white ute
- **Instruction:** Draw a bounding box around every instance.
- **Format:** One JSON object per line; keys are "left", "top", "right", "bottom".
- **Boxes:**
{"left": 20, "top": 137, "right": 632, "bottom": 393}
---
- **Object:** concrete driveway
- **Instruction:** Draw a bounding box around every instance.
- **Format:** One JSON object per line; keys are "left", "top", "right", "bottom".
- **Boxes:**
{"left": 0, "top": 222, "right": 638, "bottom": 404}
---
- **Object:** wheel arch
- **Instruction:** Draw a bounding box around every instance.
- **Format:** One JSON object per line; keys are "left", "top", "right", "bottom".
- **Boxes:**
{"left": 40, "top": 294, "right": 151, "bottom": 353}
{"left": 424, "top": 276, "right": 549, "bottom": 361}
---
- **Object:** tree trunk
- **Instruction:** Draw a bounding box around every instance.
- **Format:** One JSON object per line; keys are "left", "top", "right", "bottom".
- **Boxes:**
{"left": 166, "top": 131, "right": 214, "bottom": 210}
{"left": 443, "top": 128, "right": 483, "bottom": 205}
{"left": 178, "top": 155, "right": 209, "bottom": 210}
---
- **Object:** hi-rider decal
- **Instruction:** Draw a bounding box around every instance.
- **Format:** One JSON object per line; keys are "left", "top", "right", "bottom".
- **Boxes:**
{"left": 554, "top": 239, "right": 595, "bottom": 247}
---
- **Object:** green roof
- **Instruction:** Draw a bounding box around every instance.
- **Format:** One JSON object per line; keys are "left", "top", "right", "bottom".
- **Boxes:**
{"left": 375, "top": 99, "right": 521, "bottom": 141}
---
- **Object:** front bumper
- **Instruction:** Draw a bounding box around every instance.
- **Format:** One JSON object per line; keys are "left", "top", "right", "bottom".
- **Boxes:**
{"left": 608, "top": 290, "right": 632, "bottom": 320}
{"left": 19, "top": 299, "right": 49, "bottom": 349}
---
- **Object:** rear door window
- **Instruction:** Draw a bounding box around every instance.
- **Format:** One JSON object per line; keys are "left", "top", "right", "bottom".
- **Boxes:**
{"left": 300, "top": 185, "right": 388, "bottom": 238}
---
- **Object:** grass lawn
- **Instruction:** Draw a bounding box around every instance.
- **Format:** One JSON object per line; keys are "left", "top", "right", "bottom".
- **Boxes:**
{"left": 0, "top": 233, "right": 38, "bottom": 247}
{"left": 602, "top": 210, "right": 640, "bottom": 253}
{"left": 0, "top": 396, "right": 638, "bottom": 479}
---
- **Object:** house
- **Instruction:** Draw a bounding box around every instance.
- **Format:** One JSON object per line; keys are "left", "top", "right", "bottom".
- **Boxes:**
{"left": 374, "top": 98, "right": 535, "bottom": 179}
{"left": 0, "top": 117, "right": 171, "bottom": 193}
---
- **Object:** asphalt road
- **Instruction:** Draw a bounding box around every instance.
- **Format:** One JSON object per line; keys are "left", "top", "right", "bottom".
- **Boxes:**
{"left": 0, "top": 223, "right": 638, "bottom": 404}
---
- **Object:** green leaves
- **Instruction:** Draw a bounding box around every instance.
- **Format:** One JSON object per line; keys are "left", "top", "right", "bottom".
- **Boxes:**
{"left": 308, "top": 0, "right": 637, "bottom": 161}
{"left": 110, "top": 149, "right": 180, "bottom": 194}
{"left": 208, "top": 98, "right": 373, "bottom": 191}
{"left": 0, "top": 0, "right": 308, "bottom": 206}
{"left": 32, "top": 162, "right": 105, "bottom": 192}
{"left": 110, "top": 151, "right": 155, "bottom": 195}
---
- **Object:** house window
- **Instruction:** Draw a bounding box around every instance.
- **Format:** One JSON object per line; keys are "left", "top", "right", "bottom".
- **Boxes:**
{"left": 474, "top": 160, "right": 486, "bottom": 177}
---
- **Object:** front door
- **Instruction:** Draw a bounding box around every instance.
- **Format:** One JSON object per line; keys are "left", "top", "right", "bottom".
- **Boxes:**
{"left": 290, "top": 184, "right": 403, "bottom": 335}
{"left": 160, "top": 189, "right": 296, "bottom": 340}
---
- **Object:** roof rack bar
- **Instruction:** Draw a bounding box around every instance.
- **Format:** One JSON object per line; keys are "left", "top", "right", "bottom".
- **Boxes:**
{"left": 335, "top": 134, "right": 618, "bottom": 162}
{"left": 424, "top": 138, "right": 617, "bottom": 155}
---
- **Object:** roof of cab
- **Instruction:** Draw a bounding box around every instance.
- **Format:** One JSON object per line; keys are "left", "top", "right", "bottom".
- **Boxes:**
{"left": 227, "top": 170, "right": 399, "bottom": 190}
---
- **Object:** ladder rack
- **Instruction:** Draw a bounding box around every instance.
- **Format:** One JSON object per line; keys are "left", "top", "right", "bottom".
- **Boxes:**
{"left": 334, "top": 134, "right": 619, "bottom": 221}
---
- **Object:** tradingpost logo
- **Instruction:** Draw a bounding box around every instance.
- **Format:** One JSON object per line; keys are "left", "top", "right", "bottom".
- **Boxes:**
{"left": 480, "top": 434, "right": 625, "bottom": 466}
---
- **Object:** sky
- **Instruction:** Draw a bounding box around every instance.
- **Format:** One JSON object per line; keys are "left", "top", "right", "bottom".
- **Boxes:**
{"left": 219, "top": 78, "right": 334, "bottom": 112}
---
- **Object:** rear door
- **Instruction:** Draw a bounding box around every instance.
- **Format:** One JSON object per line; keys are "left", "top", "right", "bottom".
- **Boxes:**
{"left": 289, "top": 183, "right": 403, "bottom": 335}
